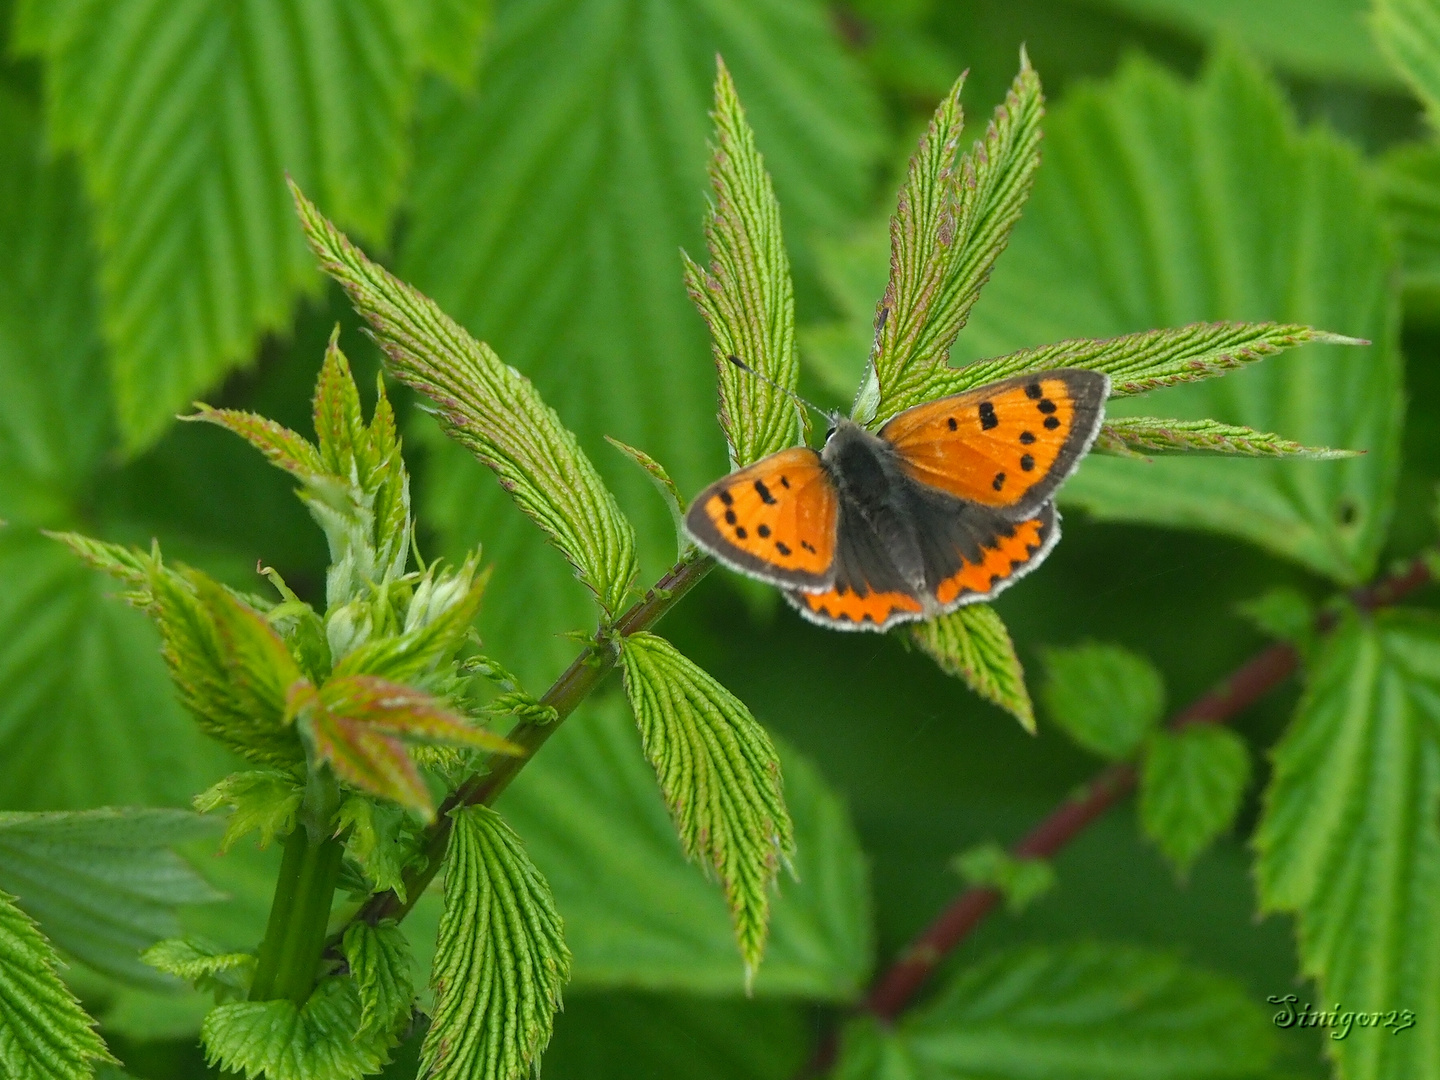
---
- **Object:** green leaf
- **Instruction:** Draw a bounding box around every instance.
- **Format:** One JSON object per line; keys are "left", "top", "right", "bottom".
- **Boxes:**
{"left": 0, "top": 808, "right": 221, "bottom": 988}
{"left": 1041, "top": 642, "right": 1165, "bottom": 759}
{"left": 619, "top": 632, "right": 794, "bottom": 979}
{"left": 194, "top": 770, "right": 303, "bottom": 853}
{"left": 1094, "top": 416, "right": 1360, "bottom": 459}
{"left": 1382, "top": 140, "right": 1440, "bottom": 294}
{"left": 1083, "top": 0, "right": 1400, "bottom": 87}
{"left": 335, "top": 796, "right": 409, "bottom": 902}
{"left": 683, "top": 58, "right": 804, "bottom": 467}
{"left": 498, "top": 695, "right": 871, "bottom": 1000}
{"left": 951, "top": 841, "right": 1055, "bottom": 914}
{"left": 340, "top": 922, "right": 413, "bottom": 1041}
{"left": 141, "top": 937, "right": 254, "bottom": 1000}
{"left": 869, "top": 54, "right": 1045, "bottom": 424}
{"left": 11, "top": 0, "right": 431, "bottom": 451}
{"left": 202, "top": 974, "right": 397, "bottom": 1080}
{"left": 1235, "top": 587, "right": 1317, "bottom": 653}
{"left": 1254, "top": 610, "right": 1440, "bottom": 1080}
{"left": 1140, "top": 725, "right": 1251, "bottom": 876}
{"left": 294, "top": 185, "right": 639, "bottom": 619}
{"left": 418, "top": 0, "right": 491, "bottom": 88}
{"left": 0, "top": 887, "right": 115, "bottom": 1080}
{"left": 421, "top": 806, "right": 570, "bottom": 1080}
{"left": 401, "top": 0, "right": 881, "bottom": 686}
{"left": 909, "top": 605, "right": 1034, "bottom": 733}
{"left": 1376, "top": 0, "right": 1440, "bottom": 118}
{"left": 604, "top": 437, "right": 693, "bottom": 563}
{"left": 834, "top": 943, "right": 1275, "bottom": 1080}
{"left": 953, "top": 49, "right": 1403, "bottom": 585}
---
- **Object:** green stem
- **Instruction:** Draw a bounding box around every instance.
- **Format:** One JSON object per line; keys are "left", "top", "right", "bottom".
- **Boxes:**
{"left": 332, "top": 552, "right": 713, "bottom": 940}
{"left": 251, "top": 766, "right": 344, "bottom": 1004}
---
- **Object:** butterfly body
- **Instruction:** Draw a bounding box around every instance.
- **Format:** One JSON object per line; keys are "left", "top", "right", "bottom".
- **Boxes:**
{"left": 685, "top": 369, "right": 1109, "bottom": 631}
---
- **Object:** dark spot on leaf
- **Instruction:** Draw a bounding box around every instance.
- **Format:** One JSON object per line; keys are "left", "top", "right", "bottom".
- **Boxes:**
{"left": 735, "top": 526, "right": 748, "bottom": 539}
{"left": 877, "top": 306, "right": 889, "bottom": 332}
{"left": 725, "top": 509, "right": 737, "bottom": 525}
{"left": 947, "top": 416, "right": 958, "bottom": 431}
{"left": 775, "top": 541, "right": 791, "bottom": 556}
{"left": 978, "top": 402, "right": 998, "bottom": 430}
{"left": 1020, "top": 454, "right": 1035, "bottom": 472}
{"left": 757, "top": 524, "right": 771, "bottom": 538}
{"left": 1038, "top": 398, "right": 1057, "bottom": 414}
{"left": 1044, "top": 416, "right": 1060, "bottom": 430}
{"left": 992, "top": 472, "right": 1006, "bottom": 491}
{"left": 1338, "top": 499, "right": 1358, "bottom": 525}
{"left": 754, "top": 479, "right": 777, "bottom": 504}
{"left": 718, "top": 490, "right": 733, "bottom": 506}
{"left": 1019, "top": 430, "right": 1036, "bottom": 445}
{"left": 1025, "top": 382, "right": 1043, "bottom": 399}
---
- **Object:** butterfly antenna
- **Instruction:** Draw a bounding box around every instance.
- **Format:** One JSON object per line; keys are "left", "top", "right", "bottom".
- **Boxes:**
{"left": 724, "top": 354, "right": 834, "bottom": 426}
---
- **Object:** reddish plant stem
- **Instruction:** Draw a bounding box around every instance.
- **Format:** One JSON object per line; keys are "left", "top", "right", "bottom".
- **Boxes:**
{"left": 859, "top": 554, "right": 1434, "bottom": 1029}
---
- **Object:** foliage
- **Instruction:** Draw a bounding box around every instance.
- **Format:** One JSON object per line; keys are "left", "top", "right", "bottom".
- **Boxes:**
{"left": 1041, "top": 643, "right": 1165, "bottom": 759}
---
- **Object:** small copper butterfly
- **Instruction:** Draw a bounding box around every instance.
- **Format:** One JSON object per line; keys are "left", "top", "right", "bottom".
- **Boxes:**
{"left": 684, "top": 370, "right": 1110, "bottom": 630}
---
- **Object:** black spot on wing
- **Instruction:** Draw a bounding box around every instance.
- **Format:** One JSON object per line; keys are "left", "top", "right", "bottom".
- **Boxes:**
{"left": 992, "top": 472, "right": 1006, "bottom": 491}
{"left": 724, "top": 509, "right": 737, "bottom": 525}
{"left": 1037, "top": 398, "right": 1057, "bottom": 415}
{"left": 754, "top": 479, "right": 777, "bottom": 505}
{"left": 775, "top": 541, "right": 791, "bottom": 556}
{"left": 735, "top": 526, "right": 748, "bottom": 539}
{"left": 718, "top": 490, "right": 733, "bottom": 506}
{"left": 947, "top": 416, "right": 958, "bottom": 431}
{"left": 1025, "top": 382, "right": 1043, "bottom": 399}
{"left": 978, "top": 402, "right": 998, "bottom": 430}
{"left": 757, "top": 524, "right": 771, "bottom": 538}
{"left": 1020, "top": 454, "right": 1035, "bottom": 472}
{"left": 1019, "top": 430, "right": 1036, "bottom": 445}
{"left": 1044, "top": 416, "right": 1060, "bottom": 430}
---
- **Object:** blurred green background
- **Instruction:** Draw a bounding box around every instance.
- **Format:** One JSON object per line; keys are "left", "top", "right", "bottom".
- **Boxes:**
{"left": 4, "top": 0, "right": 1440, "bottom": 1077}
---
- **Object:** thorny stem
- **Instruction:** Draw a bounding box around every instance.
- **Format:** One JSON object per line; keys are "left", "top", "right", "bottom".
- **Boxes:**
{"left": 802, "top": 553, "right": 1435, "bottom": 1074}
{"left": 331, "top": 553, "right": 714, "bottom": 942}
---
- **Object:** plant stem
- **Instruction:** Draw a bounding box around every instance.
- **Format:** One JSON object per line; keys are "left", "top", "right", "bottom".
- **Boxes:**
{"left": 251, "top": 766, "right": 344, "bottom": 1004}
{"left": 335, "top": 552, "right": 713, "bottom": 937}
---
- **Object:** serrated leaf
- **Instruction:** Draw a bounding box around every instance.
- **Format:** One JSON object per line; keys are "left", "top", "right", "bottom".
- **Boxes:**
{"left": 194, "top": 771, "right": 303, "bottom": 853}
{"left": 606, "top": 439, "right": 694, "bottom": 564}
{"left": 1094, "top": 416, "right": 1360, "bottom": 459}
{"left": 1140, "top": 725, "right": 1250, "bottom": 877}
{"left": 402, "top": 0, "right": 881, "bottom": 686}
{"left": 341, "top": 922, "right": 413, "bottom": 1041}
{"left": 834, "top": 943, "right": 1275, "bottom": 1080}
{"left": 335, "top": 797, "right": 409, "bottom": 902}
{"left": 0, "top": 887, "right": 115, "bottom": 1080}
{"left": 1041, "top": 642, "right": 1165, "bottom": 759}
{"left": 1382, "top": 140, "right": 1440, "bottom": 293}
{"left": 294, "top": 185, "right": 639, "bottom": 619}
{"left": 497, "top": 696, "right": 871, "bottom": 999}
{"left": 11, "top": 0, "right": 431, "bottom": 451}
{"left": 1254, "top": 610, "right": 1440, "bottom": 1079}
{"left": 909, "top": 605, "right": 1034, "bottom": 732}
{"left": 683, "top": 58, "right": 803, "bottom": 467}
{"left": 315, "top": 674, "right": 519, "bottom": 755}
{"left": 950, "top": 49, "right": 1402, "bottom": 585}
{"left": 202, "top": 974, "right": 396, "bottom": 1080}
{"left": 951, "top": 842, "right": 1055, "bottom": 914}
{"left": 619, "top": 633, "right": 794, "bottom": 978}
{"left": 1376, "top": 0, "right": 1440, "bottom": 119}
{"left": 141, "top": 937, "right": 254, "bottom": 1000}
{"left": 421, "top": 806, "right": 570, "bottom": 1080}
{"left": 872, "top": 54, "right": 1045, "bottom": 423}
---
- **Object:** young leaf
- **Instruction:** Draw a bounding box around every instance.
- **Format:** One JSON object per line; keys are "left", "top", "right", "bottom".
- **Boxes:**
{"left": 421, "top": 806, "right": 570, "bottom": 1080}
{"left": 202, "top": 975, "right": 396, "bottom": 1080}
{"left": 11, "top": 0, "right": 430, "bottom": 450}
{"left": 141, "top": 938, "right": 255, "bottom": 1001}
{"left": 619, "top": 633, "right": 794, "bottom": 978}
{"left": 1041, "top": 643, "right": 1165, "bottom": 759}
{"left": 1094, "top": 416, "right": 1360, "bottom": 459}
{"left": 909, "top": 605, "right": 1034, "bottom": 732}
{"left": 1140, "top": 725, "right": 1250, "bottom": 877}
{"left": 605, "top": 436, "right": 694, "bottom": 563}
{"left": 949, "top": 49, "right": 1402, "bottom": 586}
{"left": 1235, "top": 586, "right": 1317, "bottom": 655}
{"left": 341, "top": 922, "right": 413, "bottom": 1041}
{"left": 0, "top": 808, "right": 222, "bottom": 989}
{"left": 0, "top": 888, "right": 115, "bottom": 1080}
{"left": 335, "top": 797, "right": 409, "bottom": 902}
{"left": 193, "top": 771, "right": 303, "bottom": 853}
{"left": 292, "top": 184, "right": 639, "bottom": 618}
{"left": 683, "top": 58, "right": 804, "bottom": 467}
{"left": 835, "top": 943, "right": 1275, "bottom": 1080}
{"left": 951, "top": 841, "right": 1054, "bottom": 914}
{"left": 500, "top": 697, "right": 871, "bottom": 999}
{"left": 949, "top": 321, "right": 1360, "bottom": 397}
{"left": 871, "top": 53, "right": 1045, "bottom": 423}
{"left": 1254, "top": 610, "right": 1440, "bottom": 1080}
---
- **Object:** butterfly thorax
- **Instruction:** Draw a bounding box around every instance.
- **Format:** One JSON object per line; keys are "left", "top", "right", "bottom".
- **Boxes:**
{"left": 821, "top": 419, "right": 930, "bottom": 592}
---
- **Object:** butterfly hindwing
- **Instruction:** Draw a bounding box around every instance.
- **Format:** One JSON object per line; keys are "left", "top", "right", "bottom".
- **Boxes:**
{"left": 684, "top": 446, "right": 838, "bottom": 590}
{"left": 879, "top": 369, "right": 1109, "bottom": 515}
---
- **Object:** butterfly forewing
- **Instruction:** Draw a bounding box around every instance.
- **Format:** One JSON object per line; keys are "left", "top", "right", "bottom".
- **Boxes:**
{"left": 684, "top": 446, "right": 837, "bottom": 590}
{"left": 880, "top": 369, "right": 1109, "bottom": 516}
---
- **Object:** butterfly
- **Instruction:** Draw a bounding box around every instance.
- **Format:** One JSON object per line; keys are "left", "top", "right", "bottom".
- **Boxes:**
{"left": 684, "top": 370, "right": 1110, "bottom": 631}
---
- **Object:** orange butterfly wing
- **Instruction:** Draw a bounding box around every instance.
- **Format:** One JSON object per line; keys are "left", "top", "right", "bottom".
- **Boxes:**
{"left": 684, "top": 447, "right": 838, "bottom": 590}
{"left": 786, "top": 585, "right": 924, "bottom": 630}
{"left": 879, "top": 370, "right": 1109, "bottom": 515}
